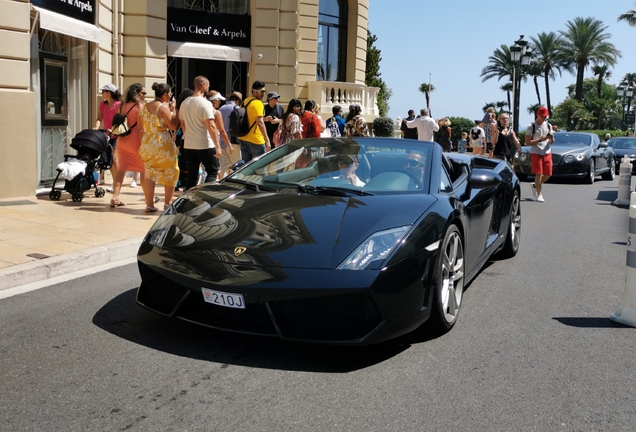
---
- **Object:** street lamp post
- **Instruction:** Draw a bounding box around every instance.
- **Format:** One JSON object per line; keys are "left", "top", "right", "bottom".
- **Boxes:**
{"left": 510, "top": 35, "right": 532, "bottom": 134}
{"left": 617, "top": 83, "right": 634, "bottom": 131}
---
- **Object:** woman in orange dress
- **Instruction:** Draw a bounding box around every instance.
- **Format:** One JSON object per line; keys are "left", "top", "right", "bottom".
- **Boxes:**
{"left": 138, "top": 82, "right": 180, "bottom": 212}
{"left": 110, "top": 83, "right": 147, "bottom": 207}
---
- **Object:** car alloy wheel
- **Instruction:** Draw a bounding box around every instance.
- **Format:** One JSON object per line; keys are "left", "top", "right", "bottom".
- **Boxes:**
{"left": 586, "top": 159, "right": 595, "bottom": 184}
{"left": 497, "top": 190, "right": 521, "bottom": 258}
{"left": 432, "top": 224, "right": 465, "bottom": 331}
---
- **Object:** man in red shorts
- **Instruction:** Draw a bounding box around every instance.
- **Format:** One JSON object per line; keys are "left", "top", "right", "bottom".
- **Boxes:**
{"left": 525, "top": 106, "right": 554, "bottom": 202}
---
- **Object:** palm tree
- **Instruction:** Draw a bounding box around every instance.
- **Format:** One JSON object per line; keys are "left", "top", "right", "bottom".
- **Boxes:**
{"left": 480, "top": 45, "right": 514, "bottom": 84}
{"left": 527, "top": 63, "right": 544, "bottom": 105}
{"left": 592, "top": 64, "right": 612, "bottom": 98}
{"left": 530, "top": 32, "right": 568, "bottom": 118}
{"left": 418, "top": 83, "right": 435, "bottom": 113}
{"left": 618, "top": 3, "right": 636, "bottom": 26}
{"left": 500, "top": 82, "right": 513, "bottom": 111}
{"left": 559, "top": 17, "right": 621, "bottom": 102}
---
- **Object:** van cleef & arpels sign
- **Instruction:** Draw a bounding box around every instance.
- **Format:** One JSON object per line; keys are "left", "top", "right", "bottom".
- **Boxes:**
{"left": 31, "top": 0, "right": 96, "bottom": 24}
{"left": 167, "top": 7, "right": 251, "bottom": 48}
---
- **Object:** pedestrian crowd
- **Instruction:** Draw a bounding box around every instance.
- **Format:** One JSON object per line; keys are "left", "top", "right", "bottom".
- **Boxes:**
{"left": 94, "top": 77, "right": 371, "bottom": 210}
{"left": 398, "top": 106, "right": 521, "bottom": 161}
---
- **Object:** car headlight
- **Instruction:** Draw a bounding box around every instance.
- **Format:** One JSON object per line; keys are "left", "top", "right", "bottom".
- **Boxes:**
{"left": 564, "top": 154, "right": 585, "bottom": 163}
{"left": 337, "top": 226, "right": 409, "bottom": 270}
{"left": 519, "top": 153, "right": 528, "bottom": 162}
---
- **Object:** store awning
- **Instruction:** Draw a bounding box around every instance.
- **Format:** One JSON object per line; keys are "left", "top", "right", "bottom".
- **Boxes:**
{"left": 167, "top": 41, "right": 251, "bottom": 62}
{"left": 33, "top": 6, "right": 102, "bottom": 44}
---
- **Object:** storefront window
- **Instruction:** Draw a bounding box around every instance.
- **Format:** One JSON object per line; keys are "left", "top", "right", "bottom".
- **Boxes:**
{"left": 317, "top": 0, "right": 347, "bottom": 82}
{"left": 168, "top": 0, "right": 249, "bottom": 14}
{"left": 43, "top": 60, "right": 67, "bottom": 120}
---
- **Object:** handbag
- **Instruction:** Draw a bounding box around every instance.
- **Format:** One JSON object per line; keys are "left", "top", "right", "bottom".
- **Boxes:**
{"left": 111, "top": 104, "right": 137, "bottom": 137}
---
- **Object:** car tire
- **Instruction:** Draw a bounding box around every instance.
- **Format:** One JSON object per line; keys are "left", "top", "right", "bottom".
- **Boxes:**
{"left": 495, "top": 190, "right": 521, "bottom": 259}
{"left": 430, "top": 224, "right": 465, "bottom": 333}
{"left": 602, "top": 158, "right": 615, "bottom": 181}
{"left": 586, "top": 159, "right": 595, "bottom": 184}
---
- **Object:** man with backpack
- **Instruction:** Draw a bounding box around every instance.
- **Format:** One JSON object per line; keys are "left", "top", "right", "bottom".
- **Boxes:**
{"left": 325, "top": 105, "right": 345, "bottom": 137}
{"left": 526, "top": 106, "right": 554, "bottom": 203}
{"left": 235, "top": 81, "right": 271, "bottom": 163}
{"left": 469, "top": 120, "right": 486, "bottom": 156}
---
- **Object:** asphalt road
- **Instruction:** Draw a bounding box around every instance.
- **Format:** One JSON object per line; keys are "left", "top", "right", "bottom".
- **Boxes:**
{"left": 1, "top": 176, "right": 635, "bottom": 432}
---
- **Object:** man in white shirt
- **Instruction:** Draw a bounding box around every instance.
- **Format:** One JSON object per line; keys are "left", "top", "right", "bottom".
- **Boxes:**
{"left": 406, "top": 108, "right": 439, "bottom": 142}
{"left": 179, "top": 76, "right": 221, "bottom": 189}
{"left": 526, "top": 106, "right": 554, "bottom": 202}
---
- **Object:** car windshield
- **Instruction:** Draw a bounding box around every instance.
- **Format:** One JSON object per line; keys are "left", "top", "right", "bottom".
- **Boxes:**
{"left": 553, "top": 133, "right": 592, "bottom": 146}
{"left": 227, "top": 138, "right": 433, "bottom": 193}
{"left": 608, "top": 138, "right": 636, "bottom": 149}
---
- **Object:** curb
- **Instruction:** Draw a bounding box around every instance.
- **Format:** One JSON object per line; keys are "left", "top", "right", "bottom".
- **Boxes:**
{"left": 0, "top": 237, "right": 143, "bottom": 291}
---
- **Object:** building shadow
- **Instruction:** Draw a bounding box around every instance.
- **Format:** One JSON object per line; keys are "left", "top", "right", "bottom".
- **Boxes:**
{"left": 92, "top": 288, "right": 411, "bottom": 373}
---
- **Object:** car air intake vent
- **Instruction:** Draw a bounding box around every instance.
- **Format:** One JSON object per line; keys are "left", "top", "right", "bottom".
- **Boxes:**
{"left": 137, "top": 262, "right": 188, "bottom": 315}
{"left": 269, "top": 293, "right": 381, "bottom": 342}
{"left": 177, "top": 295, "right": 278, "bottom": 336}
{"left": 489, "top": 190, "right": 504, "bottom": 234}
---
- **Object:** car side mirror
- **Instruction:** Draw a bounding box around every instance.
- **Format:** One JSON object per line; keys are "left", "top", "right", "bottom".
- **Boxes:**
{"left": 598, "top": 142, "right": 608, "bottom": 148}
{"left": 467, "top": 169, "right": 503, "bottom": 189}
{"left": 230, "top": 160, "right": 246, "bottom": 172}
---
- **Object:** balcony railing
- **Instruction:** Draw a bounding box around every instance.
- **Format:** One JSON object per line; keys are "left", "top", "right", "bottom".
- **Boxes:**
{"left": 308, "top": 81, "right": 379, "bottom": 119}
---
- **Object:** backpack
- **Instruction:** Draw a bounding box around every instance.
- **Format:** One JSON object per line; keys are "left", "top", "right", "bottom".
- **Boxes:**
{"left": 470, "top": 128, "right": 481, "bottom": 141}
{"left": 327, "top": 117, "right": 341, "bottom": 137}
{"left": 110, "top": 104, "right": 137, "bottom": 137}
{"left": 229, "top": 99, "right": 256, "bottom": 138}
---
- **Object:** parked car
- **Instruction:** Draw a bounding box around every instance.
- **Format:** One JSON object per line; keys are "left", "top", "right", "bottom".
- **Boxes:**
{"left": 607, "top": 137, "right": 636, "bottom": 174}
{"left": 136, "top": 138, "right": 521, "bottom": 346}
{"left": 513, "top": 132, "right": 616, "bottom": 184}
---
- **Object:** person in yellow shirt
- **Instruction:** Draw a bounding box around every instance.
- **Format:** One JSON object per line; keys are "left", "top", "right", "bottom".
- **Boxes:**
{"left": 238, "top": 81, "right": 271, "bottom": 163}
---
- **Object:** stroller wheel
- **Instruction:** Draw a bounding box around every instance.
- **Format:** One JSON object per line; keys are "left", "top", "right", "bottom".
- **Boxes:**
{"left": 49, "top": 190, "right": 61, "bottom": 200}
{"left": 72, "top": 192, "right": 84, "bottom": 202}
{"left": 95, "top": 188, "right": 105, "bottom": 198}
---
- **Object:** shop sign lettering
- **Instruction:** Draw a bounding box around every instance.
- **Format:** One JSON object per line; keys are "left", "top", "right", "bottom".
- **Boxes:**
{"left": 169, "top": 24, "right": 247, "bottom": 40}
{"left": 31, "top": 0, "right": 96, "bottom": 24}
{"left": 167, "top": 7, "right": 251, "bottom": 48}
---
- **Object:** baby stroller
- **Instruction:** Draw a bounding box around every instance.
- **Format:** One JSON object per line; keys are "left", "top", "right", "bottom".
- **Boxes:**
{"left": 49, "top": 129, "right": 112, "bottom": 202}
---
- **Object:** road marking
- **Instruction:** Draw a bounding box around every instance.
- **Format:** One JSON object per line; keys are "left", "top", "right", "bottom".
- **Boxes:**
{"left": 0, "top": 257, "right": 136, "bottom": 300}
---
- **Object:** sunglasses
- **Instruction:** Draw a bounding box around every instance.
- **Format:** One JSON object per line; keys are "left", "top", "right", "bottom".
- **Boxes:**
{"left": 405, "top": 160, "right": 423, "bottom": 169}
{"left": 338, "top": 159, "right": 354, "bottom": 166}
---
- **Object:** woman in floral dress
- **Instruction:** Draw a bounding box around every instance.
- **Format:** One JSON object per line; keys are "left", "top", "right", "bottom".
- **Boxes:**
{"left": 277, "top": 98, "right": 303, "bottom": 145}
{"left": 138, "top": 82, "right": 180, "bottom": 212}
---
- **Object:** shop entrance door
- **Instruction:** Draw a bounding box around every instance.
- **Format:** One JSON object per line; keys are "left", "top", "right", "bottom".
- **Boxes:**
{"left": 167, "top": 57, "right": 247, "bottom": 101}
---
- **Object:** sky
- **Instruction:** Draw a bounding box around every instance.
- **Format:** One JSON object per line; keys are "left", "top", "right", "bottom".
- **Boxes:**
{"left": 367, "top": 0, "right": 636, "bottom": 130}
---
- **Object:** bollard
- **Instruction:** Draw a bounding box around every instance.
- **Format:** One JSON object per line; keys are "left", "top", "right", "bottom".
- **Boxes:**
{"left": 610, "top": 191, "right": 636, "bottom": 327}
{"left": 613, "top": 157, "right": 632, "bottom": 206}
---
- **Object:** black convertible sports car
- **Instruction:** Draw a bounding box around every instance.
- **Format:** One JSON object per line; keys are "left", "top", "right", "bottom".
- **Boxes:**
{"left": 513, "top": 131, "right": 615, "bottom": 183}
{"left": 136, "top": 138, "right": 521, "bottom": 345}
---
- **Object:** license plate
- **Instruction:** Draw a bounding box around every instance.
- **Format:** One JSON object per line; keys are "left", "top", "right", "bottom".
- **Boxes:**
{"left": 201, "top": 288, "right": 245, "bottom": 309}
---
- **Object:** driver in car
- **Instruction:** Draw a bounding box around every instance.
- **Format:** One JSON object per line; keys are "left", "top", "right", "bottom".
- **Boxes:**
{"left": 404, "top": 151, "right": 426, "bottom": 185}
{"left": 335, "top": 154, "right": 366, "bottom": 186}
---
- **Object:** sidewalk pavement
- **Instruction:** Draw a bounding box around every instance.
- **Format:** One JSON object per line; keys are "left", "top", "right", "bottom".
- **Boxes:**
{"left": 0, "top": 176, "right": 164, "bottom": 291}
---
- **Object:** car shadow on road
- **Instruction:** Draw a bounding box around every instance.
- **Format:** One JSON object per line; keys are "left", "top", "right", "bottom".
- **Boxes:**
{"left": 93, "top": 288, "right": 412, "bottom": 372}
{"left": 553, "top": 317, "right": 629, "bottom": 328}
